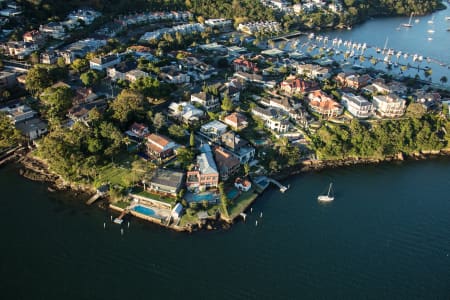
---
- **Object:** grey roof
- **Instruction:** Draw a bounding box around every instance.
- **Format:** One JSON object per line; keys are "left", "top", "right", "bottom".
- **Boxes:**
{"left": 198, "top": 150, "right": 218, "bottom": 175}
{"left": 150, "top": 169, "right": 185, "bottom": 188}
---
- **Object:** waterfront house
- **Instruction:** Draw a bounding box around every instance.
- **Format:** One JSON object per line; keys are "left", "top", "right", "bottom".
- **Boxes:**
{"left": 336, "top": 73, "right": 372, "bottom": 90}
{"left": 234, "top": 177, "right": 252, "bottom": 192}
{"left": 414, "top": 91, "right": 441, "bottom": 111}
{"left": 89, "top": 54, "right": 121, "bottom": 71}
{"left": 220, "top": 131, "right": 255, "bottom": 164}
{"left": 307, "top": 90, "right": 343, "bottom": 118}
{"left": 363, "top": 81, "right": 391, "bottom": 95}
{"left": 213, "top": 146, "right": 240, "bottom": 180}
{"left": 168, "top": 102, "right": 204, "bottom": 124}
{"left": 146, "top": 133, "right": 178, "bottom": 159}
{"left": 147, "top": 168, "right": 185, "bottom": 197}
{"left": 171, "top": 203, "right": 183, "bottom": 220}
{"left": 15, "top": 118, "right": 48, "bottom": 140}
{"left": 372, "top": 94, "right": 406, "bottom": 118}
{"left": 280, "top": 76, "right": 319, "bottom": 95}
{"left": 223, "top": 112, "right": 248, "bottom": 131}
{"left": 341, "top": 92, "right": 373, "bottom": 119}
{"left": 237, "top": 21, "right": 281, "bottom": 35}
{"left": 296, "top": 63, "right": 330, "bottom": 81}
{"left": 191, "top": 92, "right": 220, "bottom": 111}
{"left": 186, "top": 144, "right": 219, "bottom": 190}
{"left": 0, "top": 104, "right": 36, "bottom": 124}
{"left": 200, "top": 120, "right": 228, "bottom": 140}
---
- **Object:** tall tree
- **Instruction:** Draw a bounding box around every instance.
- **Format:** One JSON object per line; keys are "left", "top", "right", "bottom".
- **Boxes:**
{"left": 0, "top": 112, "right": 22, "bottom": 149}
{"left": 40, "top": 86, "right": 73, "bottom": 120}
{"left": 110, "top": 89, "right": 145, "bottom": 125}
{"left": 152, "top": 112, "right": 166, "bottom": 132}
{"left": 221, "top": 93, "right": 233, "bottom": 112}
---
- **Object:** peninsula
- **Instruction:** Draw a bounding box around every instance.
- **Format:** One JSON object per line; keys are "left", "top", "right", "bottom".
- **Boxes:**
{"left": 0, "top": 0, "right": 449, "bottom": 232}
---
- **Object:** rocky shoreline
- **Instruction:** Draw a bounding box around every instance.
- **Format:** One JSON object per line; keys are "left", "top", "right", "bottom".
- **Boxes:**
{"left": 271, "top": 149, "right": 450, "bottom": 181}
{"left": 6, "top": 148, "right": 450, "bottom": 233}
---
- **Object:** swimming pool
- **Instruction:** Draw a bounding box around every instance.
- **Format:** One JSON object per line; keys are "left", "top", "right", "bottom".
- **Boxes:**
{"left": 133, "top": 205, "right": 157, "bottom": 217}
{"left": 227, "top": 189, "right": 239, "bottom": 199}
{"left": 192, "top": 193, "right": 215, "bottom": 202}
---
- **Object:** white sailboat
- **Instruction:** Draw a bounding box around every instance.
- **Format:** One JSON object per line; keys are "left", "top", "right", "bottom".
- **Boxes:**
{"left": 318, "top": 183, "right": 334, "bottom": 202}
{"left": 401, "top": 12, "right": 414, "bottom": 27}
{"left": 428, "top": 16, "right": 435, "bottom": 24}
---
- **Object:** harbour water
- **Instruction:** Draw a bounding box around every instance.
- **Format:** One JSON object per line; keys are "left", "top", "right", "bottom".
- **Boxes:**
{"left": 282, "top": 3, "right": 450, "bottom": 85}
{"left": 1, "top": 157, "right": 450, "bottom": 299}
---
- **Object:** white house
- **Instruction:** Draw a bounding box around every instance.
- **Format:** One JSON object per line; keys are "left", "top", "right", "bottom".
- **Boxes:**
{"left": 296, "top": 63, "right": 331, "bottom": 81}
{"left": 200, "top": 120, "right": 228, "bottom": 140}
{"left": 89, "top": 54, "right": 121, "bottom": 71}
{"left": 341, "top": 92, "right": 373, "bottom": 119}
{"left": 372, "top": 94, "right": 406, "bottom": 118}
{"left": 168, "top": 102, "right": 204, "bottom": 124}
{"left": 191, "top": 92, "right": 220, "bottom": 111}
{"left": 251, "top": 107, "right": 290, "bottom": 133}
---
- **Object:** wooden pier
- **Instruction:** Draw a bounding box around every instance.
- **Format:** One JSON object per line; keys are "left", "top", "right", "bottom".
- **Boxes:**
{"left": 85, "top": 194, "right": 101, "bottom": 205}
{"left": 267, "top": 178, "right": 290, "bottom": 193}
{"left": 253, "top": 176, "right": 290, "bottom": 193}
{"left": 114, "top": 209, "right": 129, "bottom": 224}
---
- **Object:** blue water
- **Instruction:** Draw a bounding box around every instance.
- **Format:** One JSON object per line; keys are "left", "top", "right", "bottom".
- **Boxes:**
{"left": 227, "top": 189, "right": 239, "bottom": 199}
{"left": 192, "top": 192, "right": 215, "bottom": 202}
{"left": 133, "top": 205, "right": 157, "bottom": 217}
{"left": 1, "top": 158, "right": 450, "bottom": 299}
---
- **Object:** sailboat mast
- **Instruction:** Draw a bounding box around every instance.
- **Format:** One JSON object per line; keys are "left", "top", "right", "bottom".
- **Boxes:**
{"left": 328, "top": 183, "right": 332, "bottom": 196}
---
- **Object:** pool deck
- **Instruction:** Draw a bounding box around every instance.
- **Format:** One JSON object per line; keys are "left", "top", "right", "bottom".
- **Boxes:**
{"left": 110, "top": 204, "right": 188, "bottom": 232}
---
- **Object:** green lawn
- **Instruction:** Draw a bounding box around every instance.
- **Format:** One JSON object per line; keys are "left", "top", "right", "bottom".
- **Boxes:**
{"left": 95, "top": 153, "right": 152, "bottom": 188}
{"left": 115, "top": 200, "right": 131, "bottom": 209}
{"left": 179, "top": 212, "right": 199, "bottom": 227}
{"left": 227, "top": 188, "right": 259, "bottom": 221}
{"left": 133, "top": 187, "right": 176, "bottom": 206}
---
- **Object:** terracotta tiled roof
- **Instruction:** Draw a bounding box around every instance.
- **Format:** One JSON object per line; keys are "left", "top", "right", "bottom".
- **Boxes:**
{"left": 147, "top": 133, "right": 172, "bottom": 150}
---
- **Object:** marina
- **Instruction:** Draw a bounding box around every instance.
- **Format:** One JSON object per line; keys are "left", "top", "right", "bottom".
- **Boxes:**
{"left": 271, "top": 4, "right": 450, "bottom": 85}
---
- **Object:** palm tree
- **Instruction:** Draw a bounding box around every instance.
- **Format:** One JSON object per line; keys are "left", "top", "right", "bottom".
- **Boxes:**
{"left": 440, "top": 76, "right": 448, "bottom": 85}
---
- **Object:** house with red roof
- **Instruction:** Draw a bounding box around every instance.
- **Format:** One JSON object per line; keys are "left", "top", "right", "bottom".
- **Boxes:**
{"left": 223, "top": 112, "right": 248, "bottom": 130}
{"left": 280, "top": 76, "right": 319, "bottom": 95}
{"left": 146, "top": 133, "right": 178, "bottom": 159}
{"left": 307, "top": 90, "right": 343, "bottom": 118}
{"left": 233, "top": 58, "right": 259, "bottom": 73}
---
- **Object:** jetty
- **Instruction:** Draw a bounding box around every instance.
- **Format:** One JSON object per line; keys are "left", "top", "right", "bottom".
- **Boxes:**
{"left": 86, "top": 184, "right": 109, "bottom": 205}
{"left": 114, "top": 209, "right": 129, "bottom": 224}
{"left": 253, "top": 176, "right": 289, "bottom": 193}
{"left": 85, "top": 194, "right": 101, "bottom": 205}
{"left": 267, "top": 178, "right": 290, "bottom": 193}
